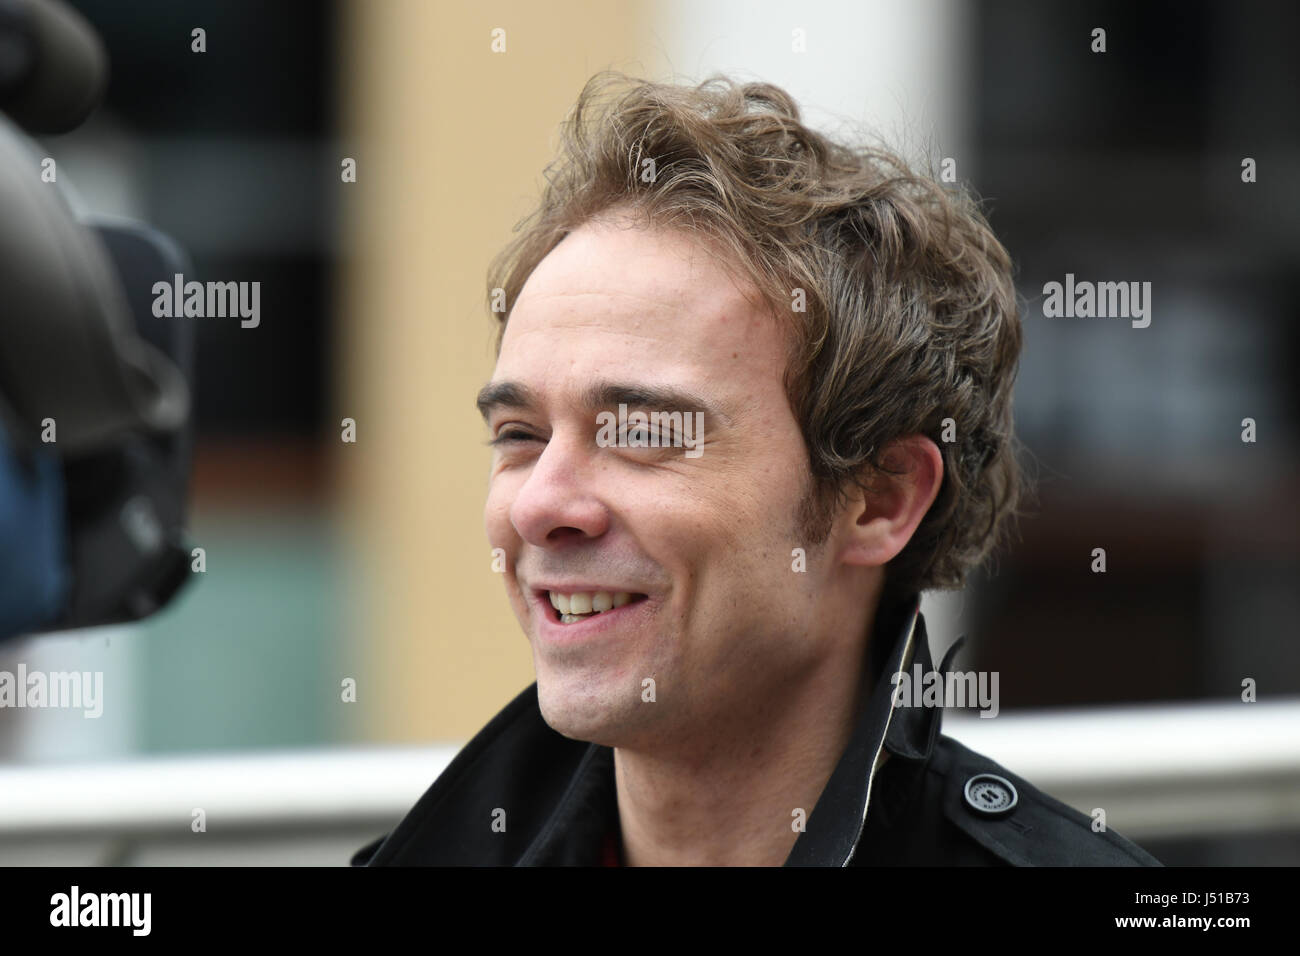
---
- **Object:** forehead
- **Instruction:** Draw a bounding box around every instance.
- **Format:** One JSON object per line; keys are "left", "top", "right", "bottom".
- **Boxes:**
{"left": 496, "top": 216, "right": 784, "bottom": 382}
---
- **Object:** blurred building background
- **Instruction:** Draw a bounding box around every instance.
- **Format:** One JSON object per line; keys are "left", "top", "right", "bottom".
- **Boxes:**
{"left": 0, "top": 0, "right": 1295, "bottom": 865}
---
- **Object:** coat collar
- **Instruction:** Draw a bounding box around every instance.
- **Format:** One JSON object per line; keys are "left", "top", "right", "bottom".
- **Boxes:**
{"left": 364, "top": 590, "right": 956, "bottom": 866}
{"left": 788, "top": 590, "right": 943, "bottom": 864}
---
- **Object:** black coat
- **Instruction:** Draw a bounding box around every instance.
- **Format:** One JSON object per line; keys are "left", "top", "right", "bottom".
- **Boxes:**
{"left": 352, "top": 594, "right": 1163, "bottom": 866}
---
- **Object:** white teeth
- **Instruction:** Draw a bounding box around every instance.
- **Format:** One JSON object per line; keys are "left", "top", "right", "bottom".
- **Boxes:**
{"left": 547, "top": 590, "right": 641, "bottom": 621}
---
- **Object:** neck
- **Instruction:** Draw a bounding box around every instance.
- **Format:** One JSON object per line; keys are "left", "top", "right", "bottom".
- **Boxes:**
{"left": 612, "top": 620, "right": 876, "bottom": 866}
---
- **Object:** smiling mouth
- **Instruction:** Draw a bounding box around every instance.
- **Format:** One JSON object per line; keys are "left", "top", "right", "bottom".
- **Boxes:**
{"left": 545, "top": 590, "right": 649, "bottom": 624}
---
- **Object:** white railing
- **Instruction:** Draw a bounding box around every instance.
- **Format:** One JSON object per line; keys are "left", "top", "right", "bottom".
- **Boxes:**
{"left": 945, "top": 699, "right": 1300, "bottom": 838}
{"left": 1, "top": 700, "right": 1297, "bottom": 861}
{"left": 0, "top": 743, "right": 460, "bottom": 834}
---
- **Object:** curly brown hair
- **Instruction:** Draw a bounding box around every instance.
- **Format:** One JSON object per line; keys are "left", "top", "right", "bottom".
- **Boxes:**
{"left": 486, "top": 71, "right": 1029, "bottom": 604}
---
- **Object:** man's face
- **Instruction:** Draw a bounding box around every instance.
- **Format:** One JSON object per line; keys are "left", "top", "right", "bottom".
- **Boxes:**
{"left": 481, "top": 213, "right": 855, "bottom": 749}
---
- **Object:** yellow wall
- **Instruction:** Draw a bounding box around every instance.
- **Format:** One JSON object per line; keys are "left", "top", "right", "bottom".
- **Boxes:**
{"left": 336, "top": 1, "right": 658, "bottom": 741}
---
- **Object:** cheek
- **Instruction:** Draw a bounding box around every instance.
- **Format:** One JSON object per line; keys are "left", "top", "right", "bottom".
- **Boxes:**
{"left": 697, "top": 482, "right": 809, "bottom": 601}
{"left": 701, "top": 471, "right": 803, "bottom": 549}
{"left": 675, "top": 492, "right": 794, "bottom": 595}
{"left": 483, "top": 481, "right": 518, "bottom": 546}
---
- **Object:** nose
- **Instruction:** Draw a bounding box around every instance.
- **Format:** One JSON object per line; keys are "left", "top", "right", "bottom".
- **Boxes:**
{"left": 509, "top": 427, "right": 611, "bottom": 548}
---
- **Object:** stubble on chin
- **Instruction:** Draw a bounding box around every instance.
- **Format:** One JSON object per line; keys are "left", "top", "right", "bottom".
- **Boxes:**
{"left": 535, "top": 674, "right": 654, "bottom": 748}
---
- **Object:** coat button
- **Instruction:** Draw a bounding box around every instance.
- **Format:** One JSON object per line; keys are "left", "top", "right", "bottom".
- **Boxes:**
{"left": 963, "top": 773, "right": 1018, "bottom": 818}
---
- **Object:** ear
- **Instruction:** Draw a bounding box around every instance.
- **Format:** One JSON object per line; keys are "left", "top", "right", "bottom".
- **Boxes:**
{"left": 836, "top": 435, "right": 944, "bottom": 568}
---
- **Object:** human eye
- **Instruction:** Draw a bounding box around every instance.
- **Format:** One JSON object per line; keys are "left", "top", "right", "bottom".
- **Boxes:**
{"left": 488, "top": 426, "right": 542, "bottom": 447}
{"left": 619, "top": 423, "right": 659, "bottom": 445}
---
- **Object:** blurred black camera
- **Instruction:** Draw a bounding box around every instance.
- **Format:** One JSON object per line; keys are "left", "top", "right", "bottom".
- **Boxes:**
{"left": 0, "top": 0, "right": 195, "bottom": 641}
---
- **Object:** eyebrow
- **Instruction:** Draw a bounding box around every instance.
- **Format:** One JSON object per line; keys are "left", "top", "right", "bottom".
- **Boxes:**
{"left": 475, "top": 379, "right": 733, "bottom": 427}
